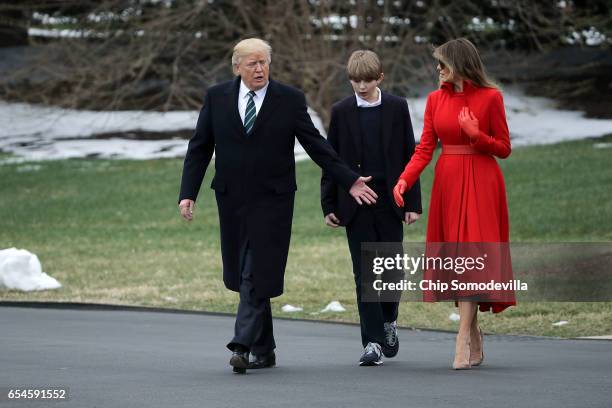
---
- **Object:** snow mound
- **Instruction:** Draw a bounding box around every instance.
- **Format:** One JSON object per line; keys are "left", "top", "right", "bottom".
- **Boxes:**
{"left": 449, "top": 312, "right": 460, "bottom": 322}
{"left": 0, "top": 248, "right": 61, "bottom": 291}
{"left": 320, "top": 300, "right": 346, "bottom": 313}
{"left": 281, "top": 304, "right": 303, "bottom": 313}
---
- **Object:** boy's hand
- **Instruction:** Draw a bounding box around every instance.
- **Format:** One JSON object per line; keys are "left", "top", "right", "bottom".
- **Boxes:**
{"left": 324, "top": 213, "right": 341, "bottom": 228}
{"left": 404, "top": 212, "right": 420, "bottom": 225}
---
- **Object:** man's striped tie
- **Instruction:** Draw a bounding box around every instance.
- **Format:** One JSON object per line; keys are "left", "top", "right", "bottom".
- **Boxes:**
{"left": 244, "top": 90, "right": 256, "bottom": 134}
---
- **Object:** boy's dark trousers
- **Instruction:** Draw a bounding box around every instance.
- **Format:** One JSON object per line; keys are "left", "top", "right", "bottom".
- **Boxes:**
{"left": 345, "top": 182, "right": 403, "bottom": 348}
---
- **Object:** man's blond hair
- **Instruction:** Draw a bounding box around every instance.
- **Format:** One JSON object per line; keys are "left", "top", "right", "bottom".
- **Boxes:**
{"left": 232, "top": 38, "right": 272, "bottom": 73}
{"left": 346, "top": 50, "right": 383, "bottom": 81}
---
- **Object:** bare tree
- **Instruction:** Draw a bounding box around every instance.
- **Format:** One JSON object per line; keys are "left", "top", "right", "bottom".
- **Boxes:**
{"left": 0, "top": 0, "right": 609, "bottom": 123}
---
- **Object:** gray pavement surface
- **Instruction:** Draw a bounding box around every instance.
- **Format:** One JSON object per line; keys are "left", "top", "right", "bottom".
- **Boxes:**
{"left": 0, "top": 305, "right": 610, "bottom": 408}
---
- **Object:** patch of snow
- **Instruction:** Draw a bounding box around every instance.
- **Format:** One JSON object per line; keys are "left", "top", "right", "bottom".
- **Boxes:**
{"left": 582, "top": 26, "right": 606, "bottom": 46}
{"left": 0, "top": 101, "right": 197, "bottom": 139}
{"left": 281, "top": 304, "right": 303, "bottom": 313}
{"left": 407, "top": 87, "right": 612, "bottom": 146}
{"left": 0, "top": 100, "right": 312, "bottom": 162}
{"left": 9, "top": 138, "right": 188, "bottom": 161}
{"left": 563, "top": 26, "right": 607, "bottom": 46}
{"left": 32, "top": 12, "right": 77, "bottom": 25}
{"left": 2, "top": 86, "right": 612, "bottom": 162}
{"left": 320, "top": 300, "right": 346, "bottom": 313}
{"left": 449, "top": 312, "right": 460, "bottom": 322}
{"left": 0, "top": 248, "right": 61, "bottom": 292}
{"left": 28, "top": 28, "right": 93, "bottom": 39}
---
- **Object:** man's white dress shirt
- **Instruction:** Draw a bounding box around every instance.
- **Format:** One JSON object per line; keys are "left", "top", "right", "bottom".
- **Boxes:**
{"left": 238, "top": 80, "right": 269, "bottom": 124}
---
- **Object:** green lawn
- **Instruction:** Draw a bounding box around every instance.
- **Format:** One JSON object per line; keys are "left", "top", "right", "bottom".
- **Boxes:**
{"left": 1, "top": 136, "right": 611, "bottom": 337}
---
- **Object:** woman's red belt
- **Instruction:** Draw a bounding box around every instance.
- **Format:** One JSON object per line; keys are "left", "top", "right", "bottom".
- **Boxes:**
{"left": 441, "top": 145, "right": 484, "bottom": 155}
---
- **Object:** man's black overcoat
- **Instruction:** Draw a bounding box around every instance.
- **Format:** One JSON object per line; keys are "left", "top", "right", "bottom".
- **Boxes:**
{"left": 180, "top": 77, "right": 358, "bottom": 298}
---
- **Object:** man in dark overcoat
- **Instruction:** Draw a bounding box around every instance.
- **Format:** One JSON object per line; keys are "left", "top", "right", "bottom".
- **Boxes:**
{"left": 178, "top": 38, "right": 377, "bottom": 373}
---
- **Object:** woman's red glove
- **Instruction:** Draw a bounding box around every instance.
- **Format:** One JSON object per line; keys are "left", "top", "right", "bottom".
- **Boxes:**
{"left": 393, "top": 179, "right": 408, "bottom": 207}
{"left": 458, "top": 106, "right": 480, "bottom": 140}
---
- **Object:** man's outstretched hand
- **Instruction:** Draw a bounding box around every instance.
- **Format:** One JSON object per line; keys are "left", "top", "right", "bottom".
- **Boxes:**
{"left": 349, "top": 176, "right": 378, "bottom": 205}
{"left": 179, "top": 199, "right": 195, "bottom": 221}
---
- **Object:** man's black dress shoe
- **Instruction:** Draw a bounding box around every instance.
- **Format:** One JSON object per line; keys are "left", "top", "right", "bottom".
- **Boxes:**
{"left": 247, "top": 351, "right": 276, "bottom": 369}
{"left": 229, "top": 347, "right": 249, "bottom": 374}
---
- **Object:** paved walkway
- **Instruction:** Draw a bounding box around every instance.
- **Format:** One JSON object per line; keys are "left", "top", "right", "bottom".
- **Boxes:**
{"left": 0, "top": 305, "right": 610, "bottom": 408}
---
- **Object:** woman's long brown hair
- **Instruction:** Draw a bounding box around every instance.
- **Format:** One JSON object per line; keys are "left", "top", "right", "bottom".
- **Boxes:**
{"left": 433, "top": 38, "right": 499, "bottom": 89}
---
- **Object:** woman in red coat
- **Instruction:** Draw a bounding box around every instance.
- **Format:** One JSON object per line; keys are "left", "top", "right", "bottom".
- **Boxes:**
{"left": 393, "top": 38, "right": 515, "bottom": 369}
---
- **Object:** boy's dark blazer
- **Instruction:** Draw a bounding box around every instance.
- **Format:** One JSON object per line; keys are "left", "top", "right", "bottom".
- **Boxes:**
{"left": 320, "top": 91, "right": 422, "bottom": 226}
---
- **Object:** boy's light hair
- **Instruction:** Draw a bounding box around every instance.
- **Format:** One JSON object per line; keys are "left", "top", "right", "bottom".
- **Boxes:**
{"left": 232, "top": 38, "right": 272, "bottom": 73}
{"left": 347, "top": 50, "right": 383, "bottom": 82}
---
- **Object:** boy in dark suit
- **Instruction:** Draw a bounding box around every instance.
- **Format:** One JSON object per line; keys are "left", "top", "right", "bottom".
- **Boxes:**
{"left": 321, "top": 50, "right": 422, "bottom": 366}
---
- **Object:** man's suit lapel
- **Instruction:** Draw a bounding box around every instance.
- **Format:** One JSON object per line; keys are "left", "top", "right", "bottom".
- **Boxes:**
{"left": 346, "top": 97, "right": 363, "bottom": 160}
{"left": 223, "top": 76, "right": 247, "bottom": 139}
{"left": 380, "top": 92, "right": 394, "bottom": 157}
{"left": 250, "top": 79, "right": 282, "bottom": 135}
